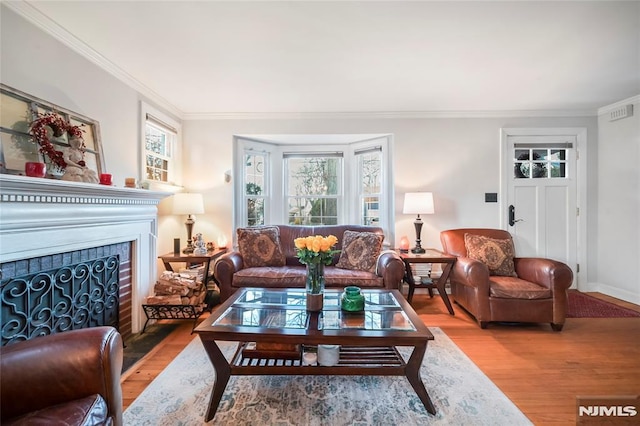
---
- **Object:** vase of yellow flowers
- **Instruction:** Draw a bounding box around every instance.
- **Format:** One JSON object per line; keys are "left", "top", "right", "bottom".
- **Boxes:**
{"left": 294, "top": 234, "right": 339, "bottom": 312}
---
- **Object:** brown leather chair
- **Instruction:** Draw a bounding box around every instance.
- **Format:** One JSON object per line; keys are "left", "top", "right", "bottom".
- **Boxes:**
{"left": 1, "top": 326, "right": 123, "bottom": 425}
{"left": 440, "top": 228, "right": 573, "bottom": 331}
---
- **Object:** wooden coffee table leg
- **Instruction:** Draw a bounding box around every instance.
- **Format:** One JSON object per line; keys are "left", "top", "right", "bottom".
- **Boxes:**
{"left": 405, "top": 343, "right": 436, "bottom": 415}
{"left": 200, "top": 339, "right": 231, "bottom": 421}
{"left": 436, "top": 262, "right": 455, "bottom": 315}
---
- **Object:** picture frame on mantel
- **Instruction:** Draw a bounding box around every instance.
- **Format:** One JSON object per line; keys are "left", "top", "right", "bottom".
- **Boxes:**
{"left": 0, "top": 84, "right": 105, "bottom": 179}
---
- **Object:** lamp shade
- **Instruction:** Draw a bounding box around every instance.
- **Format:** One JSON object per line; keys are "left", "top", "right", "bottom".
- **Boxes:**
{"left": 403, "top": 192, "right": 434, "bottom": 215}
{"left": 172, "top": 193, "right": 205, "bottom": 215}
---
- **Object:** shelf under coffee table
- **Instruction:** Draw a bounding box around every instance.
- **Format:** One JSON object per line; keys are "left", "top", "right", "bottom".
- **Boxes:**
{"left": 194, "top": 288, "right": 435, "bottom": 422}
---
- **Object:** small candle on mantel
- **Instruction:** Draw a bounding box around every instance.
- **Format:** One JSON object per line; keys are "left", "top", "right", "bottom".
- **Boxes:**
{"left": 399, "top": 236, "right": 410, "bottom": 253}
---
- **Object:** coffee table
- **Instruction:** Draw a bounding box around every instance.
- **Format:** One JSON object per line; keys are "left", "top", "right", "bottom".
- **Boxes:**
{"left": 194, "top": 287, "right": 436, "bottom": 421}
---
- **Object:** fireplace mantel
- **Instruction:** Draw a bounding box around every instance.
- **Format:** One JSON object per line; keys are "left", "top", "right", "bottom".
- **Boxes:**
{"left": 0, "top": 174, "right": 172, "bottom": 333}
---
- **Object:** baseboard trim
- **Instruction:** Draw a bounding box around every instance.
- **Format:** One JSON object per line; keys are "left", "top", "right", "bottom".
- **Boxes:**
{"left": 586, "top": 282, "right": 640, "bottom": 305}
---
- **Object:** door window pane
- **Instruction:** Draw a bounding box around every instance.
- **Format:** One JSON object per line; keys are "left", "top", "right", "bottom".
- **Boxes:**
{"left": 514, "top": 148, "right": 568, "bottom": 179}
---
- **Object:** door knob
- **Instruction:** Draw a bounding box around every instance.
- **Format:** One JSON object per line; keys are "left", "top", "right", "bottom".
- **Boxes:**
{"left": 508, "top": 205, "right": 523, "bottom": 226}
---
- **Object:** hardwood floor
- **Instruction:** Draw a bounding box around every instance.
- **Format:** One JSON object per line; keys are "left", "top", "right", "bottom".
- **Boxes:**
{"left": 121, "top": 292, "right": 640, "bottom": 425}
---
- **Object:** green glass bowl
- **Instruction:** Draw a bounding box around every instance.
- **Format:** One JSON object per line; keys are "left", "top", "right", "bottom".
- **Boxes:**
{"left": 341, "top": 286, "right": 365, "bottom": 312}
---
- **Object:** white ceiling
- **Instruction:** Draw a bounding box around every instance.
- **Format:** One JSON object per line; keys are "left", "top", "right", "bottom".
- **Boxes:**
{"left": 8, "top": 1, "right": 640, "bottom": 118}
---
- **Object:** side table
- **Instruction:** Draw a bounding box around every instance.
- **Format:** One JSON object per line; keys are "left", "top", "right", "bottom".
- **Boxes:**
{"left": 398, "top": 249, "right": 456, "bottom": 315}
{"left": 142, "top": 248, "right": 228, "bottom": 333}
{"left": 159, "top": 248, "right": 228, "bottom": 289}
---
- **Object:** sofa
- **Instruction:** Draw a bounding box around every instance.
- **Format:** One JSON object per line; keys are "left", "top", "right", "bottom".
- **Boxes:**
{"left": 0, "top": 326, "right": 124, "bottom": 425}
{"left": 440, "top": 228, "right": 573, "bottom": 331}
{"left": 215, "top": 225, "right": 405, "bottom": 302}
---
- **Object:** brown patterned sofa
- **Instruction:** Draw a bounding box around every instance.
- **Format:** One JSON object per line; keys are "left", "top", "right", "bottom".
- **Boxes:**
{"left": 440, "top": 228, "right": 573, "bottom": 331}
{"left": 215, "top": 225, "right": 405, "bottom": 302}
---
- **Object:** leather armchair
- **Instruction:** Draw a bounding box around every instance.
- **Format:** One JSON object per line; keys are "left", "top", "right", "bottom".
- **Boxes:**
{"left": 440, "top": 228, "right": 573, "bottom": 331}
{"left": 1, "top": 326, "right": 123, "bottom": 425}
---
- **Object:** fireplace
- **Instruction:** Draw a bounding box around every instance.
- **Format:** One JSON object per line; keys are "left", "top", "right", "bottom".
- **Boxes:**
{"left": 0, "top": 175, "right": 170, "bottom": 342}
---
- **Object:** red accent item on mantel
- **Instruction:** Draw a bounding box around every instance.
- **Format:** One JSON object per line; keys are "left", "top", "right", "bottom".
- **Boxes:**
{"left": 25, "top": 161, "right": 46, "bottom": 177}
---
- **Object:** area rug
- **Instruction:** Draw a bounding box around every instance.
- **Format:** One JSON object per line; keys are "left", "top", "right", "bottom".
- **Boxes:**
{"left": 567, "top": 291, "right": 640, "bottom": 318}
{"left": 124, "top": 328, "right": 532, "bottom": 425}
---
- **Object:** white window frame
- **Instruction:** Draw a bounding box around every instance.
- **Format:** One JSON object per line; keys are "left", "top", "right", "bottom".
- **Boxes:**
{"left": 233, "top": 134, "right": 395, "bottom": 245}
{"left": 283, "top": 151, "right": 344, "bottom": 226}
{"left": 140, "top": 101, "right": 183, "bottom": 189}
{"left": 234, "top": 138, "right": 275, "bottom": 226}
{"left": 348, "top": 136, "right": 394, "bottom": 238}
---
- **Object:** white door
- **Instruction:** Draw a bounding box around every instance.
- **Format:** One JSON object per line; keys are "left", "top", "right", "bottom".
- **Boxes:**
{"left": 501, "top": 129, "right": 585, "bottom": 287}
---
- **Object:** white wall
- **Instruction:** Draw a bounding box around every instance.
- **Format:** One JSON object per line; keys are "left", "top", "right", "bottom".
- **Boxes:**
{"left": 1, "top": 7, "right": 138, "bottom": 181}
{"left": 0, "top": 7, "right": 181, "bottom": 275}
{"left": 596, "top": 97, "right": 640, "bottom": 303}
{"left": 5, "top": 5, "right": 637, "bottom": 303}
{"left": 183, "top": 116, "right": 599, "bottom": 286}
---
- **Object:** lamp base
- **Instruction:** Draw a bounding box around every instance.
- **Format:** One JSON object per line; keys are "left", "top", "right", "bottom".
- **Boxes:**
{"left": 412, "top": 216, "right": 425, "bottom": 254}
{"left": 183, "top": 216, "right": 195, "bottom": 255}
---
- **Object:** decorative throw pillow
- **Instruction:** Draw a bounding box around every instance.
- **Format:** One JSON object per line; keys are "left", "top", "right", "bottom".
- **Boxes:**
{"left": 335, "top": 230, "right": 384, "bottom": 273}
{"left": 464, "top": 233, "right": 517, "bottom": 277}
{"left": 237, "top": 226, "right": 286, "bottom": 268}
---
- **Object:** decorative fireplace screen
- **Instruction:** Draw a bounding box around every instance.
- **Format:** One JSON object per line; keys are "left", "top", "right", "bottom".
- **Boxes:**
{"left": 1, "top": 255, "right": 119, "bottom": 346}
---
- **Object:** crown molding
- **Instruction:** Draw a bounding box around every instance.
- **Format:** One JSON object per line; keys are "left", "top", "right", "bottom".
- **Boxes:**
{"left": 183, "top": 109, "right": 597, "bottom": 121}
{"left": 597, "top": 94, "right": 640, "bottom": 116}
{"left": 4, "top": 1, "right": 184, "bottom": 119}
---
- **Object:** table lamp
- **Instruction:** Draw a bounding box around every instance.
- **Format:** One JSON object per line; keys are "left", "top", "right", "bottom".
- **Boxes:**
{"left": 403, "top": 192, "right": 434, "bottom": 254}
{"left": 172, "top": 193, "right": 205, "bottom": 254}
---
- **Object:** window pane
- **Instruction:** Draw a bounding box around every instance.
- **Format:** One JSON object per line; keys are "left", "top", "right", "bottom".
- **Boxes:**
{"left": 533, "top": 149, "right": 547, "bottom": 160}
{"left": 287, "top": 197, "right": 337, "bottom": 225}
{"left": 550, "top": 149, "right": 566, "bottom": 161}
{"left": 145, "top": 124, "right": 168, "bottom": 156}
{"left": 245, "top": 153, "right": 265, "bottom": 195}
{"left": 0, "top": 93, "right": 32, "bottom": 130}
{"left": 286, "top": 157, "right": 340, "bottom": 196}
{"left": 1, "top": 131, "right": 41, "bottom": 171}
{"left": 531, "top": 162, "right": 547, "bottom": 178}
{"left": 146, "top": 154, "right": 168, "bottom": 181}
{"left": 550, "top": 162, "right": 566, "bottom": 177}
{"left": 362, "top": 196, "right": 380, "bottom": 225}
{"left": 247, "top": 198, "right": 264, "bottom": 226}
{"left": 359, "top": 152, "right": 381, "bottom": 194}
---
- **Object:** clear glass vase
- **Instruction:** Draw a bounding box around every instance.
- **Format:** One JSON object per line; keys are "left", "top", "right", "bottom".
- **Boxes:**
{"left": 305, "top": 262, "right": 325, "bottom": 311}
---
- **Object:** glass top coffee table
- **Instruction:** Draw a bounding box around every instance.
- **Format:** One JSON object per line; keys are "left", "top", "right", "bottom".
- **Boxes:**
{"left": 194, "top": 288, "right": 436, "bottom": 421}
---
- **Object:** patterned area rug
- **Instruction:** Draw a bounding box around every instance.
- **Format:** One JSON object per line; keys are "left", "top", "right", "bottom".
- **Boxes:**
{"left": 124, "top": 328, "right": 531, "bottom": 425}
{"left": 567, "top": 291, "right": 640, "bottom": 318}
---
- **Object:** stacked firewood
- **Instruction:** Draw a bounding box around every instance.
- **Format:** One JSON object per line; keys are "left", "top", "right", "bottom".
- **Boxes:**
{"left": 145, "top": 270, "right": 206, "bottom": 306}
